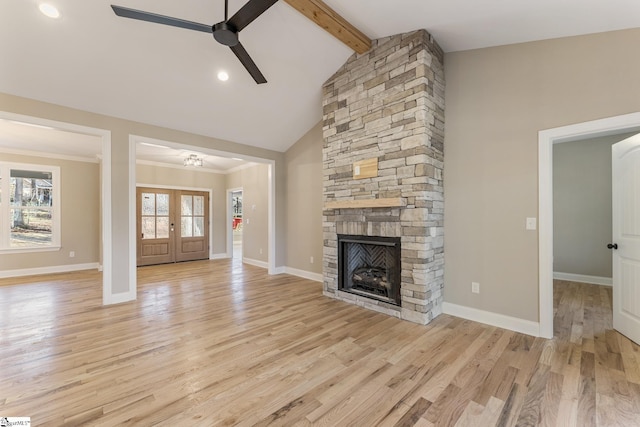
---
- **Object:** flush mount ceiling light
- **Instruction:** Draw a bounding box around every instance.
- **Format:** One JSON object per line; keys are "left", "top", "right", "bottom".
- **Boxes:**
{"left": 39, "top": 3, "right": 60, "bottom": 18}
{"left": 184, "top": 154, "right": 204, "bottom": 167}
{"left": 217, "top": 71, "right": 229, "bottom": 82}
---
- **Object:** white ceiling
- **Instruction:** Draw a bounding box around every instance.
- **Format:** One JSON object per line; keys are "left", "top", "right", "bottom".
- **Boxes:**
{"left": 0, "top": 119, "right": 103, "bottom": 161}
{"left": 1, "top": 0, "right": 640, "bottom": 154}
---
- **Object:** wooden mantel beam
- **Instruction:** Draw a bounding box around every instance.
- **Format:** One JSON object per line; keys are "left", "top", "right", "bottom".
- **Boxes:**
{"left": 283, "top": 0, "right": 372, "bottom": 54}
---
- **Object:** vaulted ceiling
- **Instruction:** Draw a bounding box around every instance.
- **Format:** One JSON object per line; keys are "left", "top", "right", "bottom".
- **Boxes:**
{"left": 1, "top": 0, "right": 640, "bottom": 153}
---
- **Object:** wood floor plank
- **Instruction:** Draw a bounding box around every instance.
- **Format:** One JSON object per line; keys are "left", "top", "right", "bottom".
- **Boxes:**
{"left": 1, "top": 265, "right": 639, "bottom": 426}
{"left": 393, "top": 397, "right": 432, "bottom": 427}
{"left": 578, "top": 351, "right": 597, "bottom": 426}
{"left": 539, "top": 371, "right": 563, "bottom": 427}
{"left": 513, "top": 362, "right": 551, "bottom": 426}
{"left": 476, "top": 396, "right": 505, "bottom": 426}
{"left": 495, "top": 382, "right": 528, "bottom": 427}
{"left": 453, "top": 400, "right": 484, "bottom": 427}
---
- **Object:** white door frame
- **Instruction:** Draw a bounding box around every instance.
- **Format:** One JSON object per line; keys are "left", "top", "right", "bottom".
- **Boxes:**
{"left": 137, "top": 183, "right": 214, "bottom": 259}
{"left": 0, "top": 111, "right": 113, "bottom": 303}
{"left": 225, "top": 163, "right": 277, "bottom": 274}
{"left": 129, "top": 136, "right": 278, "bottom": 277}
{"left": 227, "top": 187, "right": 243, "bottom": 259}
{"left": 538, "top": 112, "right": 640, "bottom": 338}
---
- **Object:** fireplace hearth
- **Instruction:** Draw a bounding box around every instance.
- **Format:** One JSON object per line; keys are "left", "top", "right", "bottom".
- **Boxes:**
{"left": 338, "top": 235, "right": 401, "bottom": 306}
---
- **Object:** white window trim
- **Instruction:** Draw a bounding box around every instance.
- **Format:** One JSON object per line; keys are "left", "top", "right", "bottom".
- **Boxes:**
{"left": 0, "top": 161, "right": 61, "bottom": 253}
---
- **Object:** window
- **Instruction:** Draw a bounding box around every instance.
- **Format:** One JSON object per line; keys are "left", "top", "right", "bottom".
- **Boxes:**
{"left": 0, "top": 162, "right": 60, "bottom": 252}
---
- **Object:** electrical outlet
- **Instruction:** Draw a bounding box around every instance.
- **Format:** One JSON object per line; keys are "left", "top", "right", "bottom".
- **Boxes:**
{"left": 310, "top": 256, "right": 314, "bottom": 264}
{"left": 259, "top": 248, "right": 263, "bottom": 255}
{"left": 69, "top": 251, "right": 75, "bottom": 258}
{"left": 472, "top": 282, "right": 480, "bottom": 294}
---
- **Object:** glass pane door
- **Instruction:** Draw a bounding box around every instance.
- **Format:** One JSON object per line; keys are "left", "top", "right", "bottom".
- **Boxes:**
{"left": 137, "top": 188, "right": 174, "bottom": 266}
{"left": 181, "top": 195, "right": 205, "bottom": 237}
{"left": 141, "top": 192, "right": 170, "bottom": 239}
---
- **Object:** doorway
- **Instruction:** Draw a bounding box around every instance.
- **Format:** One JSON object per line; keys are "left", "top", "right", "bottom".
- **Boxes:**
{"left": 538, "top": 112, "right": 640, "bottom": 338}
{"left": 136, "top": 187, "right": 210, "bottom": 266}
{"left": 230, "top": 189, "right": 243, "bottom": 260}
{"left": 0, "top": 111, "right": 116, "bottom": 303}
{"left": 551, "top": 134, "right": 635, "bottom": 286}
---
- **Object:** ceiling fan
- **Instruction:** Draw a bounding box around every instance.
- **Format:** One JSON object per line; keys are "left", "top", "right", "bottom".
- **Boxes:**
{"left": 111, "top": 0, "right": 279, "bottom": 84}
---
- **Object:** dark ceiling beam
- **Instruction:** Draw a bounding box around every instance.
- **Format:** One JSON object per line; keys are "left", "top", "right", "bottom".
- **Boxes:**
{"left": 283, "top": 0, "right": 372, "bottom": 54}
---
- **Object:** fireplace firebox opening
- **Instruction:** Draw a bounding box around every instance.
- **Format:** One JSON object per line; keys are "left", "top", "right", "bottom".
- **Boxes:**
{"left": 338, "top": 234, "right": 401, "bottom": 306}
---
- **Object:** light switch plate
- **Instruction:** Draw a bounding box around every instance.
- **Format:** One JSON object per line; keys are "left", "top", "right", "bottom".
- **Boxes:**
{"left": 526, "top": 217, "right": 537, "bottom": 230}
{"left": 472, "top": 282, "right": 480, "bottom": 294}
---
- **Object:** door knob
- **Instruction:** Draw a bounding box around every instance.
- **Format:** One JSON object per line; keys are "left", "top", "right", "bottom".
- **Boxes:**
{"left": 607, "top": 243, "right": 618, "bottom": 250}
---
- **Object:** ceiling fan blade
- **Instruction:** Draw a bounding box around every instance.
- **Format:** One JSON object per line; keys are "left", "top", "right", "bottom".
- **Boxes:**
{"left": 111, "top": 5, "right": 213, "bottom": 33}
{"left": 230, "top": 43, "right": 267, "bottom": 84}
{"left": 227, "top": 0, "right": 279, "bottom": 32}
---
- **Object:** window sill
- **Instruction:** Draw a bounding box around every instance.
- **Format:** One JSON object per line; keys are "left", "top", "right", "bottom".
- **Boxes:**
{"left": 0, "top": 246, "right": 61, "bottom": 255}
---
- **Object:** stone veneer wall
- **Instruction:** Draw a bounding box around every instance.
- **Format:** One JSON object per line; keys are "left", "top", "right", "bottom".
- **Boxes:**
{"left": 322, "top": 29, "right": 445, "bottom": 325}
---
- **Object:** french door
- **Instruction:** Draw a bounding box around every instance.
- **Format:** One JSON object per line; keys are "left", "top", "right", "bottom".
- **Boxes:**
{"left": 137, "top": 187, "right": 209, "bottom": 266}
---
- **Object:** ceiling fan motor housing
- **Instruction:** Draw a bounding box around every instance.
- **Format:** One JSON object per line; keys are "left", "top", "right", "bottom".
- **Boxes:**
{"left": 213, "top": 22, "right": 239, "bottom": 46}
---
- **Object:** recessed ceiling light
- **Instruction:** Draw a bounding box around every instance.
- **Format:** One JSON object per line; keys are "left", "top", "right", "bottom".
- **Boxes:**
{"left": 217, "top": 71, "right": 229, "bottom": 82}
{"left": 39, "top": 3, "right": 60, "bottom": 19}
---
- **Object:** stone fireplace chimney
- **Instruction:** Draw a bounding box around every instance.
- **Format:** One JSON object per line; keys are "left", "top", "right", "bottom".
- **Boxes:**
{"left": 322, "top": 29, "right": 445, "bottom": 325}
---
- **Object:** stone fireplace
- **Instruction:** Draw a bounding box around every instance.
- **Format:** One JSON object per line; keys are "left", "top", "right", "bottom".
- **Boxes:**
{"left": 322, "top": 29, "right": 445, "bottom": 325}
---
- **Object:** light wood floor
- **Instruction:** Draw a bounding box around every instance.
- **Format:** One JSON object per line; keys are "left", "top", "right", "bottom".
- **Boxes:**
{"left": 1, "top": 261, "right": 639, "bottom": 426}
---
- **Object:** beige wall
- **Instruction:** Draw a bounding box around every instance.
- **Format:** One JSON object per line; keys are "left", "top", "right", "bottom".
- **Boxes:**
{"left": 0, "top": 152, "right": 100, "bottom": 271}
{"left": 444, "top": 28, "right": 640, "bottom": 321}
{"left": 553, "top": 132, "right": 637, "bottom": 278}
{"left": 226, "top": 164, "right": 270, "bottom": 262}
{"left": 0, "top": 93, "right": 285, "bottom": 296}
{"left": 284, "top": 122, "right": 323, "bottom": 274}
{"left": 136, "top": 164, "right": 227, "bottom": 255}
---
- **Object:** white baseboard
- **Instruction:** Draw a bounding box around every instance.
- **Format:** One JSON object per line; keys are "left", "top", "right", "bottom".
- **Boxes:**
{"left": 442, "top": 302, "right": 540, "bottom": 337}
{"left": 210, "top": 253, "right": 228, "bottom": 260}
{"left": 243, "top": 257, "right": 269, "bottom": 269}
{"left": 272, "top": 266, "right": 286, "bottom": 275}
{"left": 283, "top": 267, "right": 323, "bottom": 282}
{"left": 0, "top": 262, "right": 100, "bottom": 279}
{"left": 553, "top": 272, "right": 612, "bottom": 286}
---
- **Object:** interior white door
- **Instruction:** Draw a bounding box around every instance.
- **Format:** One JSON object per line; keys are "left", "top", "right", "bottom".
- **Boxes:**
{"left": 612, "top": 133, "right": 640, "bottom": 345}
